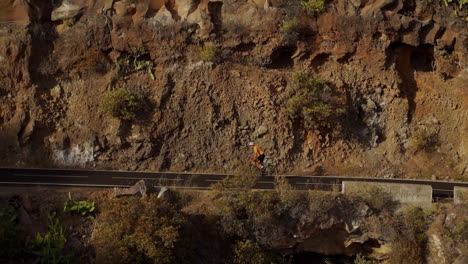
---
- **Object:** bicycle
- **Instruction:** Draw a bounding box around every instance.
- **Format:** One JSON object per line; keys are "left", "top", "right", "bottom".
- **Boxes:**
{"left": 250, "top": 155, "right": 276, "bottom": 177}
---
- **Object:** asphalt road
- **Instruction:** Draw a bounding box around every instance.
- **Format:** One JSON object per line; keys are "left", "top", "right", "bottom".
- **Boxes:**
{"left": 1, "top": 168, "right": 467, "bottom": 198}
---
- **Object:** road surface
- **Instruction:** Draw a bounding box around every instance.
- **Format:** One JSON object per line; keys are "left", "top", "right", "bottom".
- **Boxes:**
{"left": 1, "top": 168, "right": 467, "bottom": 198}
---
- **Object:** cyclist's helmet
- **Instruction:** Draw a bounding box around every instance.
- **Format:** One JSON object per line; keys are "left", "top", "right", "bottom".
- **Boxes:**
{"left": 249, "top": 142, "right": 255, "bottom": 146}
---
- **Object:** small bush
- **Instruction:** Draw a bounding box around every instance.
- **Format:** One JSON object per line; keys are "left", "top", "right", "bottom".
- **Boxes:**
{"left": 442, "top": 0, "right": 467, "bottom": 9}
{"left": 213, "top": 164, "right": 260, "bottom": 190}
{"left": 92, "top": 196, "right": 185, "bottom": 264}
{"left": 409, "top": 126, "right": 438, "bottom": 152}
{"left": 233, "top": 240, "right": 271, "bottom": 264}
{"left": 198, "top": 43, "right": 218, "bottom": 62}
{"left": 279, "top": 18, "right": 302, "bottom": 43}
{"left": 63, "top": 192, "right": 95, "bottom": 219}
{"left": 388, "top": 206, "right": 428, "bottom": 264}
{"left": 98, "top": 88, "right": 147, "bottom": 121}
{"left": 446, "top": 219, "right": 468, "bottom": 243}
{"left": 307, "top": 190, "right": 338, "bottom": 216}
{"left": 112, "top": 47, "right": 155, "bottom": 81}
{"left": 275, "top": 175, "right": 299, "bottom": 207}
{"left": 63, "top": 18, "right": 76, "bottom": 27}
{"left": 286, "top": 73, "right": 345, "bottom": 133}
{"left": 280, "top": 18, "right": 301, "bottom": 34}
{"left": 301, "top": 0, "right": 326, "bottom": 14}
{"left": 29, "top": 211, "right": 75, "bottom": 264}
{"left": 76, "top": 49, "right": 107, "bottom": 74}
{"left": 354, "top": 253, "right": 371, "bottom": 264}
{"left": 354, "top": 186, "right": 397, "bottom": 213}
{"left": 0, "top": 202, "right": 23, "bottom": 259}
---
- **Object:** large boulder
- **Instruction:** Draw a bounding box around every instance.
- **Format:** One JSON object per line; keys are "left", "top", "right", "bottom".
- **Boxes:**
{"left": 114, "top": 179, "right": 157, "bottom": 198}
{"left": 51, "top": 0, "right": 88, "bottom": 21}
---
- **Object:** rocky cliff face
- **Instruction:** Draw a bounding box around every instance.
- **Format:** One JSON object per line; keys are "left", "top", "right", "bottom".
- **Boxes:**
{"left": 0, "top": 0, "right": 466, "bottom": 178}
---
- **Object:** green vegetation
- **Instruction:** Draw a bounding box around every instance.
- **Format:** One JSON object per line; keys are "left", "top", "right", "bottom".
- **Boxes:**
{"left": 92, "top": 196, "right": 184, "bottom": 264}
{"left": 389, "top": 206, "right": 428, "bottom": 264}
{"left": 354, "top": 186, "right": 396, "bottom": 213}
{"left": 213, "top": 171, "right": 341, "bottom": 244}
{"left": 354, "top": 253, "right": 371, "bottom": 264}
{"left": 63, "top": 18, "right": 76, "bottom": 27}
{"left": 0, "top": 202, "right": 22, "bottom": 259}
{"left": 279, "top": 18, "right": 302, "bottom": 42}
{"left": 64, "top": 192, "right": 95, "bottom": 219}
{"left": 442, "top": 0, "right": 467, "bottom": 9}
{"left": 280, "top": 18, "right": 301, "bottom": 34}
{"left": 113, "top": 47, "right": 155, "bottom": 81}
{"left": 409, "top": 126, "right": 438, "bottom": 152}
{"left": 275, "top": 175, "right": 300, "bottom": 207}
{"left": 198, "top": 43, "right": 218, "bottom": 62}
{"left": 233, "top": 240, "right": 273, "bottom": 264}
{"left": 286, "top": 73, "right": 345, "bottom": 133}
{"left": 214, "top": 164, "right": 260, "bottom": 190}
{"left": 131, "top": 47, "right": 155, "bottom": 80}
{"left": 98, "top": 88, "right": 147, "bottom": 121}
{"left": 301, "top": 0, "right": 326, "bottom": 14}
{"left": 29, "top": 212, "right": 75, "bottom": 264}
{"left": 446, "top": 219, "right": 468, "bottom": 243}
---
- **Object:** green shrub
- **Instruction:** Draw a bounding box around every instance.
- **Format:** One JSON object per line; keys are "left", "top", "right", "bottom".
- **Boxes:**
{"left": 354, "top": 253, "right": 371, "bottom": 264}
{"left": 301, "top": 0, "right": 326, "bottom": 14}
{"left": 409, "top": 126, "right": 438, "bottom": 152}
{"left": 98, "top": 88, "right": 147, "bottom": 121}
{"left": 446, "top": 219, "right": 468, "bottom": 243}
{"left": 92, "top": 196, "right": 184, "bottom": 264}
{"left": 307, "top": 190, "right": 339, "bottom": 216}
{"left": 63, "top": 18, "right": 76, "bottom": 27}
{"left": 29, "top": 212, "right": 75, "bottom": 264}
{"left": 286, "top": 73, "right": 344, "bottom": 133}
{"left": 389, "top": 206, "right": 428, "bottom": 264}
{"left": 0, "top": 202, "right": 23, "bottom": 259}
{"left": 442, "top": 0, "right": 467, "bottom": 9}
{"left": 63, "top": 192, "right": 95, "bottom": 219}
{"left": 275, "top": 175, "right": 299, "bottom": 207}
{"left": 131, "top": 47, "right": 155, "bottom": 80}
{"left": 198, "top": 43, "right": 218, "bottom": 62}
{"left": 354, "top": 186, "right": 397, "bottom": 213}
{"left": 233, "top": 240, "right": 271, "bottom": 264}
{"left": 112, "top": 47, "right": 155, "bottom": 81}
{"left": 280, "top": 18, "right": 300, "bottom": 34}
{"left": 213, "top": 164, "right": 260, "bottom": 190}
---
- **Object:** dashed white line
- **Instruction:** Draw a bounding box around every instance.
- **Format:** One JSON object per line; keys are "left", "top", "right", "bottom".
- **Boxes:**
{"left": 12, "top": 174, "right": 88, "bottom": 178}
{"left": 205, "top": 180, "right": 274, "bottom": 184}
{"left": 0, "top": 182, "right": 212, "bottom": 189}
{"left": 112, "top": 177, "right": 183, "bottom": 181}
{"left": 296, "top": 182, "right": 341, "bottom": 186}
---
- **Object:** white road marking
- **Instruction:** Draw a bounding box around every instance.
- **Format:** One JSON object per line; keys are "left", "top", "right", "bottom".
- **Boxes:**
{"left": 0, "top": 182, "right": 211, "bottom": 189}
{"left": 296, "top": 182, "right": 341, "bottom": 186}
{"left": 205, "top": 180, "right": 274, "bottom": 184}
{"left": 12, "top": 174, "right": 88, "bottom": 178}
{"left": 112, "top": 177, "right": 183, "bottom": 181}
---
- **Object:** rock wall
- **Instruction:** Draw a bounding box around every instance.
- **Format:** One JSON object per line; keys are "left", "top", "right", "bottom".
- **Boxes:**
{"left": 0, "top": 0, "right": 466, "bottom": 177}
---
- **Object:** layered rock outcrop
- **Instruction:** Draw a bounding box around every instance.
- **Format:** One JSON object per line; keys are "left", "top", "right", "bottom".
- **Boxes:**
{"left": 0, "top": 0, "right": 466, "bottom": 178}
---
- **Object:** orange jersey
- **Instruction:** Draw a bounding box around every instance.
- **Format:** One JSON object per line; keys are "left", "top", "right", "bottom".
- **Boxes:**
{"left": 253, "top": 145, "right": 264, "bottom": 155}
